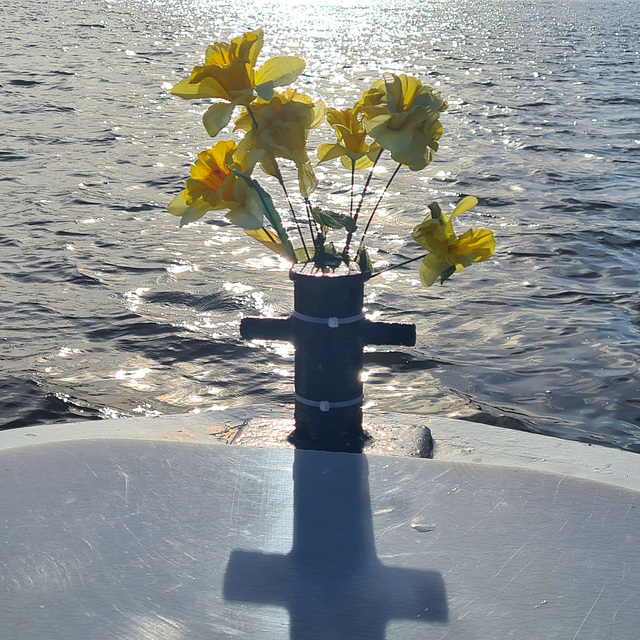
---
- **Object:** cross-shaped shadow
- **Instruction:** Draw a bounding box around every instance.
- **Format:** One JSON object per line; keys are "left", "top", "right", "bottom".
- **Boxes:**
{"left": 224, "top": 449, "right": 448, "bottom": 639}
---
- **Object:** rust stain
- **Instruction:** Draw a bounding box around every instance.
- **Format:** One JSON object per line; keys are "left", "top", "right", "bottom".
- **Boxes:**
{"left": 205, "top": 420, "right": 248, "bottom": 443}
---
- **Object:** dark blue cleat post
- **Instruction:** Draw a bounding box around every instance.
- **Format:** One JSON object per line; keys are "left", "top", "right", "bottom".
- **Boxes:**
{"left": 240, "top": 263, "right": 416, "bottom": 452}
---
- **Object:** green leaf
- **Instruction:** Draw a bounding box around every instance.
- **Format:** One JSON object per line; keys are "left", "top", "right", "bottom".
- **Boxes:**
{"left": 295, "top": 246, "right": 313, "bottom": 262}
{"left": 357, "top": 247, "right": 372, "bottom": 275}
{"left": 310, "top": 234, "right": 344, "bottom": 270}
{"left": 311, "top": 208, "right": 357, "bottom": 233}
{"left": 231, "top": 170, "right": 297, "bottom": 263}
{"left": 342, "top": 218, "right": 357, "bottom": 233}
{"left": 440, "top": 265, "right": 456, "bottom": 284}
{"left": 318, "top": 243, "right": 343, "bottom": 269}
{"left": 428, "top": 202, "right": 443, "bottom": 220}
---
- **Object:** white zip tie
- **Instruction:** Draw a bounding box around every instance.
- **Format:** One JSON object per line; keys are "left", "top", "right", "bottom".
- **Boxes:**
{"left": 294, "top": 393, "right": 364, "bottom": 412}
{"left": 291, "top": 311, "right": 365, "bottom": 328}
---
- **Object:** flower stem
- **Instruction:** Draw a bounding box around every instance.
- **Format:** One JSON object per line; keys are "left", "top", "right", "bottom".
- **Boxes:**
{"left": 247, "top": 104, "right": 310, "bottom": 260}
{"left": 357, "top": 163, "right": 402, "bottom": 253}
{"left": 246, "top": 105, "right": 260, "bottom": 131}
{"left": 304, "top": 198, "right": 320, "bottom": 241}
{"left": 349, "top": 158, "right": 355, "bottom": 219}
{"left": 353, "top": 147, "right": 383, "bottom": 222}
{"left": 275, "top": 166, "right": 311, "bottom": 261}
{"left": 370, "top": 251, "right": 428, "bottom": 278}
{"left": 262, "top": 226, "right": 278, "bottom": 243}
{"left": 343, "top": 148, "right": 383, "bottom": 260}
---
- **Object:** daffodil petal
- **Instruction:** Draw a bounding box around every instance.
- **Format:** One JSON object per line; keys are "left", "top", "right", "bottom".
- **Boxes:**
{"left": 419, "top": 253, "right": 447, "bottom": 287}
{"left": 317, "top": 143, "right": 345, "bottom": 163}
{"left": 351, "top": 154, "right": 376, "bottom": 170}
{"left": 171, "top": 76, "right": 229, "bottom": 100}
{"left": 390, "top": 129, "right": 432, "bottom": 171}
{"left": 297, "top": 162, "right": 318, "bottom": 198}
{"left": 241, "top": 29, "right": 264, "bottom": 67}
{"left": 259, "top": 153, "right": 279, "bottom": 179}
{"left": 450, "top": 196, "right": 478, "bottom": 220}
{"left": 226, "top": 208, "right": 263, "bottom": 230}
{"left": 455, "top": 228, "right": 496, "bottom": 261}
{"left": 255, "top": 82, "right": 276, "bottom": 101}
{"left": 366, "top": 115, "right": 414, "bottom": 152}
{"left": 428, "top": 121, "right": 444, "bottom": 151}
{"left": 202, "top": 102, "right": 236, "bottom": 137}
{"left": 383, "top": 73, "right": 404, "bottom": 111}
{"left": 339, "top": 155, "right": 354, "bottom": 170}
{"left": 170, "top": 78, "right": 202, "bottom": 99}
{"left": 451, "top": 196, "right": 478, "bottom": 218}
{"left": 310, "top": 100, "right": 327, "bottom": 128}
{"left": 225, "top": 182, "right": 265, "bottom": 230}
{"left": 255, "top": 56, "right": 306, "bottom": 88}
{"left": 412, "top": 215, "right": 447, "bottom": 252}
{"left": 245, "top": 228, "right": 284, "bottom": 256}
{"left": 167, "top": 190, "right": 212, "bottom": 227}
{"left": 167, "top": 190, "right": 190, "bottom": 215}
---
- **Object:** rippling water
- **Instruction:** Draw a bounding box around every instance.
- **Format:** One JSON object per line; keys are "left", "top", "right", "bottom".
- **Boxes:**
{"left": 1, "top": 0, "right": 639, "bottom": 450}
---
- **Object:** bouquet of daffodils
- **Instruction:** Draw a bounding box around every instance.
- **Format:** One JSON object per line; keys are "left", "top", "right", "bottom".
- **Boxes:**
{"left": 168, "top": 29, "right": 495, "bottom": 286}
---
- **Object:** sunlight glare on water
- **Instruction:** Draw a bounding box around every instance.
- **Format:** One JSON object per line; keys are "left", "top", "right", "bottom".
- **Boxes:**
{"left": 0, "top": 0, "right": 639, "bottom": 451}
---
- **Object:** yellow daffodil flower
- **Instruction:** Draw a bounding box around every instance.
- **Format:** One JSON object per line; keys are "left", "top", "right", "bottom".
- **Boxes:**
{"left": 171, "top": 29, "right": 305, "bottom": 104}
{"left": 411, "top": 196, "right": 495, "bottom": 286}
{"left": 167, "top": 140, "right": 265, "bottom": 229}
{"left": 171, "top": 29, "right": 306, "bottom": 137}
{"left": 358, "top": 74, "right": 448, "bottom": 171}
{"left": 353, "top": 83, "right": 386, "bottom": 112}
{"left": 235, "top": 89, "right": 325, "bottom": 198}
{"left": 317, "top": 107, "right": 381, "bottom": 170}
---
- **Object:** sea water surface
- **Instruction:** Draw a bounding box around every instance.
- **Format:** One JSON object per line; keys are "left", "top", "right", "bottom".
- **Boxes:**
{"left": 1, "top": 0, "right": 639, "bottom": 450}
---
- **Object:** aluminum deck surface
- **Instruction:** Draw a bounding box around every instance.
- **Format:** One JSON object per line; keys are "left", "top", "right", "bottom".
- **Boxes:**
{"left": 1, "top": 410, "right": 639, "bottom": 639}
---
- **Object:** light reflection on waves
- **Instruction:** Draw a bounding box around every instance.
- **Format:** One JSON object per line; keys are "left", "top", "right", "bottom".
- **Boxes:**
{"left": 0, "top": 0, "right": 639, "bottom": 451}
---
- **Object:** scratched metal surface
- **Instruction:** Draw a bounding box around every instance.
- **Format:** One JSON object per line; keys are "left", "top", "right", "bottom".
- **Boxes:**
{"left": 1, "top": 440, "right": 639, "bottom": 639}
